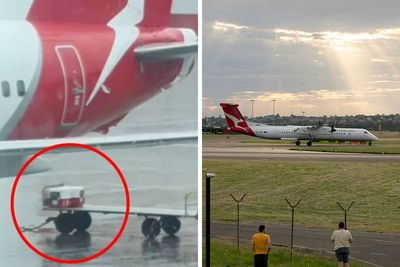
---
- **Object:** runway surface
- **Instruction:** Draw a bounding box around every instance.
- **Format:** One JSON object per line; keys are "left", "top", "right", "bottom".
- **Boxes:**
{"left": 0, "top": 66, "right": 198, "bottom": 266}
{"left": 203, "top": 140, "right": 400, "bottom": 162}
{"left": 210, "top": 222, "right": 400, "bottom": 267}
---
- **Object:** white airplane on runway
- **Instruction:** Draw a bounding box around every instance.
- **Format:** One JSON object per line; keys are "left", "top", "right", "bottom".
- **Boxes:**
{"left": 220, "top": 103, "right": 379, "bottom": 146}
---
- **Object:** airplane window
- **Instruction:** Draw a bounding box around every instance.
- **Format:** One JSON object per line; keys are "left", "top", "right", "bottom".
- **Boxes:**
{"left": 2, "top": 81, "right": 10, "bottom": 97}
{"left": 16, "top": 80, "right": 26, "bottom": 97}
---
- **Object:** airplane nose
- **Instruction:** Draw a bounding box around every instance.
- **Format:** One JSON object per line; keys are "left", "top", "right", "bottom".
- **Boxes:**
{"left": 371, "top": 134, "right": 379, "bottom": 141}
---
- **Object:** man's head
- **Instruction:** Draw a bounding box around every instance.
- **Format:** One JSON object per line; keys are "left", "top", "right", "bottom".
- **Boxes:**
{"left": 338, "top": 221, "right": 345, "bottom": 229}
{"left": 258, "top": 225, "right": 265, "bottom": 232}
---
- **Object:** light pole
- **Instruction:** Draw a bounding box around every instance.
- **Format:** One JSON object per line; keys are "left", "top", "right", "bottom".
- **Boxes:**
{"left": 272, "top": 99, "right": 276, "bottom": 125}
{"left": 250, "top": 99, "right": 255, "bottom": 118}
{"left": 301, "top": 111, "right": 305, "bottom": 126}
{"left": 206, "top": 172, "right": 216, "bottom": 267}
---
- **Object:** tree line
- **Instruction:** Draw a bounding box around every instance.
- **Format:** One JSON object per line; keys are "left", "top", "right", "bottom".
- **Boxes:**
{"left": 203, "top": 114, "right": 400, "bottom": 131}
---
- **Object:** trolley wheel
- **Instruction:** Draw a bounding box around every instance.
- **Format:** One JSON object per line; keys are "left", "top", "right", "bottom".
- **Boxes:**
{"left": 54, "top": 213, "right": 75, "bottom": 234}
{"left": 160, "top": 216, "right": 181, "bottom": 236}
{"left": 141, "top": 218, "right": 161, "bottom": 238}
{"left": 73, "top": 211, "right": 92, "bottom": 232}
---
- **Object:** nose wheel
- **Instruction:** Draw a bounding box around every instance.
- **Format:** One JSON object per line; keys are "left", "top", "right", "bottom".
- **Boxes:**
{"left": 306, "top": 141, "right": 312, "bottom": 146}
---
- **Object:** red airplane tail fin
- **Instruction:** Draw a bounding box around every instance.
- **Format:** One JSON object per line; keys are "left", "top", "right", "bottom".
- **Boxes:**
{"left": 220, "top": 103, "right": 255, "bottom": 136}
{"left": 27, "top": 0, "right": 173, "bottom": 27}
{"left": 139, "top": 0, "right": 173, "bottom": 28}
{"left": 27, "top": 0, "right": 128, "bottom": 24}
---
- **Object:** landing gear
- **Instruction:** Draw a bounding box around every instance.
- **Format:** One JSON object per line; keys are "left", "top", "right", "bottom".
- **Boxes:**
{"left": 295, "top": 141, "right": 300, "bottom": 146}
{"left": 307, "top": 141, "right": 312, "bottom": 146}
{"left": 54, "top": 211, "right": 92, "bottom": 234}
{"left": 141, "top": 218, "right": 161, "bottom": 238}
{"left": 368, "top": 141, "right": 372, "bottom": 146}
{"left": 160, "top": 216, "right": 181, "bottom": 236}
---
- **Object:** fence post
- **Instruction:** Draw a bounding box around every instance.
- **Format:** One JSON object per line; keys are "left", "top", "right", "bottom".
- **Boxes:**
{"left": 285, "top": 198, "right": 302, "bottom": 262}
{"left": 230, "top": 193, "right": 247, "bottom": 252}
{"left": 336, "top": 201, "right": 355, "bottom": 229}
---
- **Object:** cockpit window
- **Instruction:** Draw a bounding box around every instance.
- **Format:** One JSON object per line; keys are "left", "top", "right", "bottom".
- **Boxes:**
{"left": 16, "top": 80, "right": 26, "bottom": 97}
{"left": 364, "top": 131, "right": 368, "bottom": 134}
{"left": 2, "top": 81, "right": 10, "bottom": 97}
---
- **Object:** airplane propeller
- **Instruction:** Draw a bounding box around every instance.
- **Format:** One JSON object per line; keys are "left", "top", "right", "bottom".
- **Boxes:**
{"left": 331, "top": 123, "right": 336, "bottom": 132}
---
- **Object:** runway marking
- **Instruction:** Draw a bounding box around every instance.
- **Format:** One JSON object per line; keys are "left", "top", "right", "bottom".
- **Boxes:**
{"left": 372, "top": 239, "right": 400, "bottom": 245}
{"left": 369, "top": 252, "right": 390, "bottom": 256}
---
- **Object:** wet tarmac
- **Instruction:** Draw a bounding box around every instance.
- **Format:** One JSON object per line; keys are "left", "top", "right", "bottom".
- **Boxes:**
{"left": 0, "top": 66, "right": 198, "bottom": 266}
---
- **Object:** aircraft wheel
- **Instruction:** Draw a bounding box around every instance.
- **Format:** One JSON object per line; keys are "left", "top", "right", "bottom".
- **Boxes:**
{"left": 54, "top": 213, "right": 75, "bottom": 234}
{"left": 160, "top": 216, "right": 181, "bottom": 236}
{"left": 307, "top": 141, "right": 312, "bottom": 146}
{"left": 368, "top": 141, "right": 372, "bottom": 146}
{"left": 73, "top": 211, "right": 92, "bottom": 232}
{"left": 141, "top": 218, "right": 161, "bottom": 238}
{"left": 295, "top": 141, "right": 300, "bottom": 146}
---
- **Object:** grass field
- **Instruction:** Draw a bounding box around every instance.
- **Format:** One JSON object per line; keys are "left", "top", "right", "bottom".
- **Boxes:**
{"left": 203, "top": 160, "right": 400, "bottom": 232}
{"left": 205, "top": 240, "right": 366, "bottom": 267}
{"left": 290, "top": 146, "right": 400, "bottom": 154}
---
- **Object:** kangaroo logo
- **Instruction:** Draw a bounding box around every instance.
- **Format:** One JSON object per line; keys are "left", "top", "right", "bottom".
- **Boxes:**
{"left": 225, "top": 113, "right": 250, "bottom": 134}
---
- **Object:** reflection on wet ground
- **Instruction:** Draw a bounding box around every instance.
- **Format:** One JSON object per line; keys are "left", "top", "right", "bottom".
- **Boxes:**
{"left": 34, "top": 216, "right": 197, "bottom": 266}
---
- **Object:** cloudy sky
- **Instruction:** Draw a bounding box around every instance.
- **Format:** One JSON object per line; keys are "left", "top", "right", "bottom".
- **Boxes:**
{"left": 203, "top": 0, "right": 400, "bottom": 117}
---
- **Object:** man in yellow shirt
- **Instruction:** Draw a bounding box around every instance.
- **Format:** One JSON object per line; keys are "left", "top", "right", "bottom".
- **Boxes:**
{"left": 252, "top": 225, "right": 271, "bottom": 267}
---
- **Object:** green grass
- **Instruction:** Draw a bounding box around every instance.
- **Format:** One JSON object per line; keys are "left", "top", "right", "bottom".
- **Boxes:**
{"left": 205, "top": 240, "right": 366, "bottom": 267}
{"left": 203, "top": 160, "right": 400, "bottom": 232}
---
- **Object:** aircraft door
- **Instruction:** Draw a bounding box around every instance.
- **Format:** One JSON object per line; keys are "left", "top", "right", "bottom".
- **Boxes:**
{"left": 55, "top": 45, "right": 86, "bottom": 127}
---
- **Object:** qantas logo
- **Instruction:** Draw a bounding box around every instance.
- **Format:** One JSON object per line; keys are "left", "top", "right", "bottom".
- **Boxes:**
{"left": 86, "top": 0, "right": 145, "bottom": 105}
{"left": 224, "top": 113, "right": 251, "bottom": 134}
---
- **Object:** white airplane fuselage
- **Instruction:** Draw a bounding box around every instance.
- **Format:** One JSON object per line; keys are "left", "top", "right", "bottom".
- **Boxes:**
{"left": 248, "top": 123, "right": 379, "bottom": 142}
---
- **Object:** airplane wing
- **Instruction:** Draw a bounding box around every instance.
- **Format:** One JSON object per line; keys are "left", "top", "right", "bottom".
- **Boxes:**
{"left": 306, "top": 122, "right": 324, "bottom": 130}
{"left": 134, "top": 42, "right": 197, "bottom": 60}
{"left": 0, "top": 130, "right": 197, "bottom": 156}
{"left": 43, "top": 205, "right": 197, "bottom": 218}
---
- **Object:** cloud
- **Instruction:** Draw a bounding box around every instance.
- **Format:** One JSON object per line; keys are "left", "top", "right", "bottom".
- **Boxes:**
{"left": 203, "top": 1, "right": 400, "bottom": 117}
{"left": 213, "top": 21, "right": 249, "bottom": 31}
{"left": 370, "top": 58, "right": 388, "bottom": 63}
{"left": 274, "top": 27, "right": 400, "bottom": 48}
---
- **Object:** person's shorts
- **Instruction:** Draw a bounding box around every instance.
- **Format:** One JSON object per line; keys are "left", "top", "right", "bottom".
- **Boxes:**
{"left": 254, "top": 254, "right": 269, "bottom": 267}
{"left": 335, "top": 247, "right": 350, "bottom": 263}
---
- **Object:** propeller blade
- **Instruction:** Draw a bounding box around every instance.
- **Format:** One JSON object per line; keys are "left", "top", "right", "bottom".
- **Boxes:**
{"left": 331, "top": 122, "right": 336, "bottom": 132}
